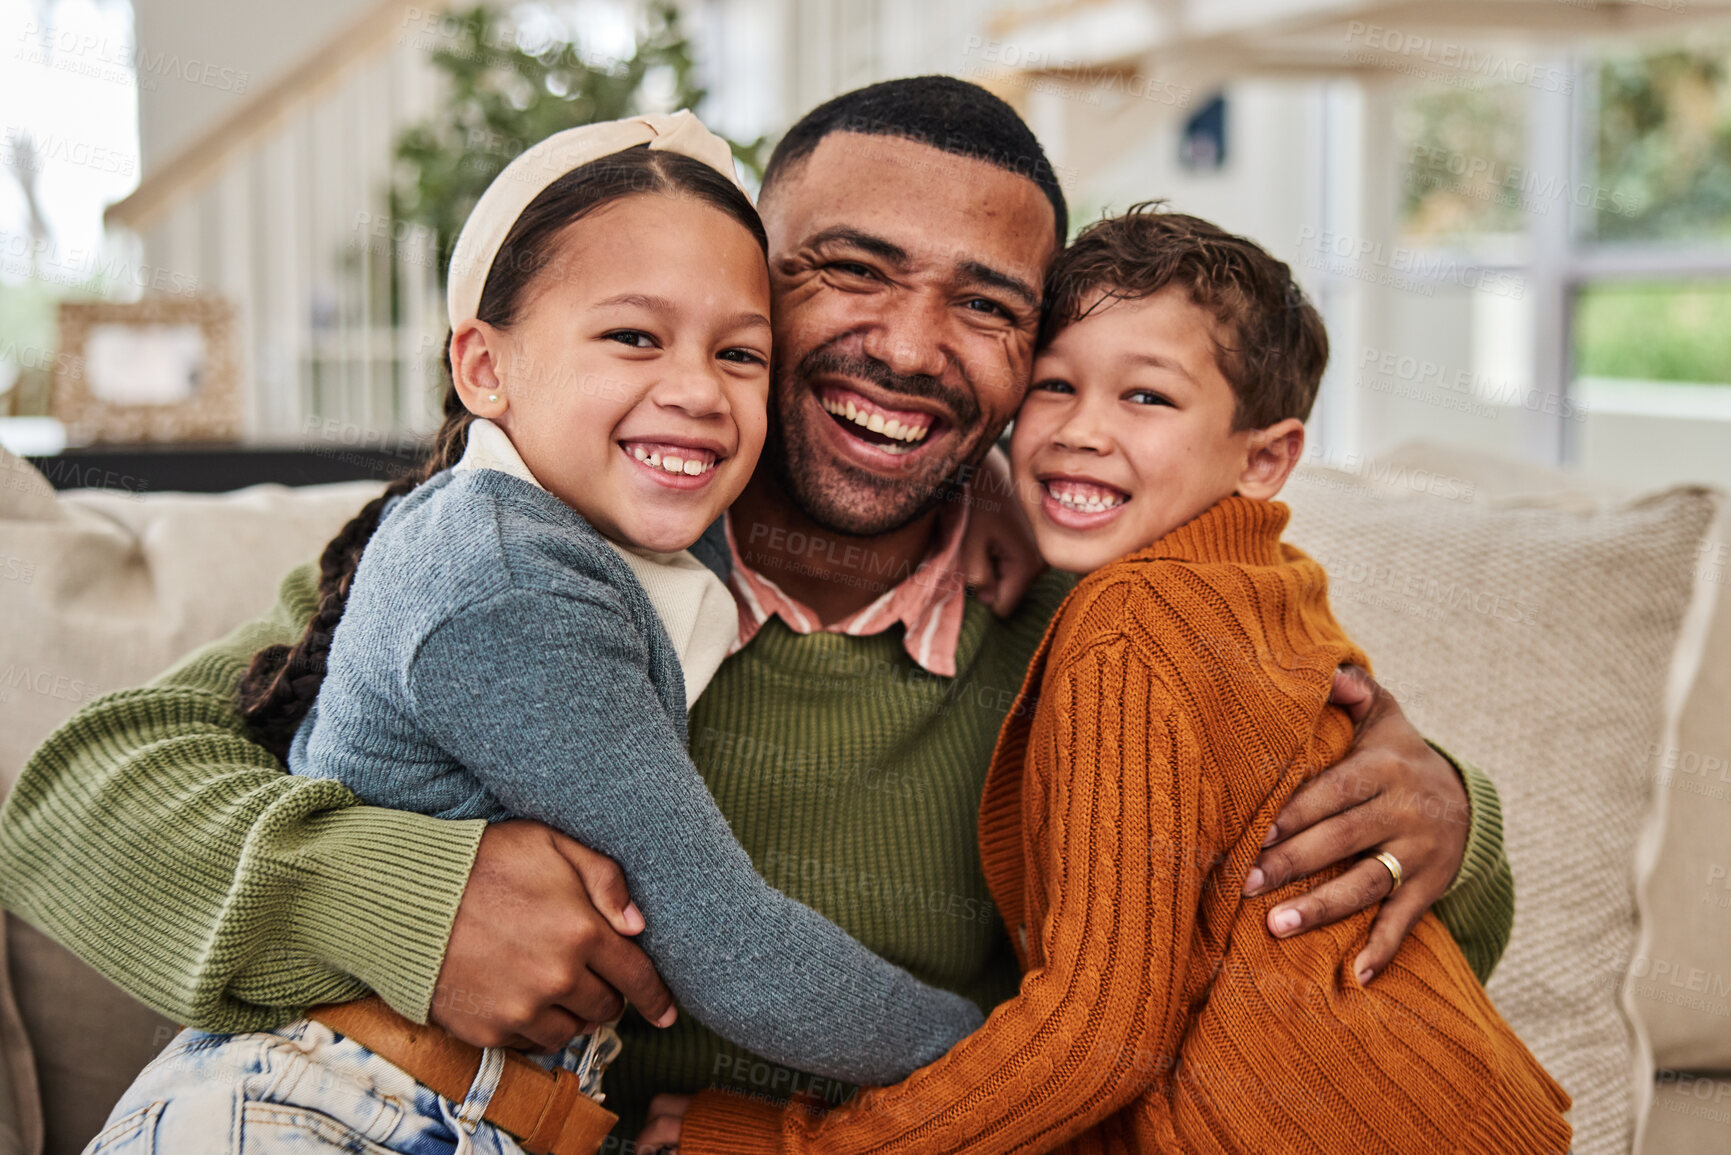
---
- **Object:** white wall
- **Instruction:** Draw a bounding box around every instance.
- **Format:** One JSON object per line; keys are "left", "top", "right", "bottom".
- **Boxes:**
{"left": 132, "top": 0, "right": 376, "bottom": 169}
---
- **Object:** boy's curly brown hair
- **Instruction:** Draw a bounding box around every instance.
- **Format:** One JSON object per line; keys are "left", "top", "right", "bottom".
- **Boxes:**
{"left": 1040, "top": 203, "right": 1329, "bottom": 431}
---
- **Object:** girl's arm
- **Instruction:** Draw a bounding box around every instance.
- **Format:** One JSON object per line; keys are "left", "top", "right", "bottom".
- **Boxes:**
{"left": 679, "top": 636, "right": 1215, "bottom": 1155}
{"left": 405, "top": 584, "right": 984, "bottom": 1087}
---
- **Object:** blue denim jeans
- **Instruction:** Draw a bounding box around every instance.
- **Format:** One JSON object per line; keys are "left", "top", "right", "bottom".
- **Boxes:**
{"left": 84, "top": 1019, "right": 526, "bottom": 1154}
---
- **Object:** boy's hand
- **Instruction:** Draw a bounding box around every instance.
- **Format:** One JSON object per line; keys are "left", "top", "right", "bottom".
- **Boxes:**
{"left": 961, "top": 445, "right": 1047, "bottom": 617}
{"left": 431, "top": 820, "right": 677, "bottom": 1051}
{"left": 1241, "top": 666, "right": 1470, "bottom": 983}
{"left": 638, "top": 1093, "right": 693, "bottom": 1154}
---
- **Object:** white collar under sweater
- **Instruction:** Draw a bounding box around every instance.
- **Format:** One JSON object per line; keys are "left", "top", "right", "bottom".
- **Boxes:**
{"left": 453, "top": 417, "right": 738, "bottom": 707}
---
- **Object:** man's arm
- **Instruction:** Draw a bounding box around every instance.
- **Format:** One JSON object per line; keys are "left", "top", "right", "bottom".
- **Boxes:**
{"left": 1243, "top": 667, "right": 1515, "bottom": 984}
{"left": 1430, "top": 752, "right": 1515, "bottom": 982}
{"left": 0, "top": 562, "right": 672, "bottom": 1047}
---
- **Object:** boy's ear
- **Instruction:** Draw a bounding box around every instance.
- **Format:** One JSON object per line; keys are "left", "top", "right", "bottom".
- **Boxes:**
{"left": 1236, "top": 418, "right": 1305, "bottom": 500}
{"left": 450, "top": 320, "right": 510, "bottom": 421}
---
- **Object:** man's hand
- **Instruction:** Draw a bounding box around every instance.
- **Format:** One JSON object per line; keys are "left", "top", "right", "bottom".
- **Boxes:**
{"left": 1242, "top": 667, "right": 1471, "bottom": 984}
{"left": 960, "top": 445, "right": 1046, "bottom": 617}
{"left": 637, "top": 1093, "right": 693, "bottom": 1154}
{"left": 430, "top": 820, "right": 677, "bottom": 1051}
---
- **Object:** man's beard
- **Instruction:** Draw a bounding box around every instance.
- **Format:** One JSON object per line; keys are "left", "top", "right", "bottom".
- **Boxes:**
{"left": 769, "top": 345, "right": 987, "bottom": 538}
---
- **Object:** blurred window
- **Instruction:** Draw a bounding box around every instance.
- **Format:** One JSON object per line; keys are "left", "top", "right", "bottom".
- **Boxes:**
{"left": 1575, "top": 280, "right": 1731, "bottom": 387}
{"left": 1396, "top": 82, "right": 1529, "bottom": 243}
{"left": 1589, "top": 35, "right": 1731, "bottom": 243}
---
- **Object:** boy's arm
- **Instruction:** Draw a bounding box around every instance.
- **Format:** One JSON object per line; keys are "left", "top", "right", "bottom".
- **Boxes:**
{"left": 0, "top": 563, "right": 482, "bottom": 1031}
{"left": 681, "top": 639, "right": 1215, "bottom": 1155}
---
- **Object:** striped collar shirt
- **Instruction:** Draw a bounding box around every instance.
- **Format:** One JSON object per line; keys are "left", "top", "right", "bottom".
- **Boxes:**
{"left": 723, "top": 499, "right": 972, "bottom": 678}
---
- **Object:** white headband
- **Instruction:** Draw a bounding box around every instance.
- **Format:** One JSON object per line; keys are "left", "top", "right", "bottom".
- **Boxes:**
{"left": 445, "top": 110, "right": 746, "bottom": 329}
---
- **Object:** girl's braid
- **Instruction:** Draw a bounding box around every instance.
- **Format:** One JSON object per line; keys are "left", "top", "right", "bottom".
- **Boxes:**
{"left": 238, "top": 374, "right": 475, "bottom": 760}
{"left": 237, "top": 472, "right": 418, "bottom": 760}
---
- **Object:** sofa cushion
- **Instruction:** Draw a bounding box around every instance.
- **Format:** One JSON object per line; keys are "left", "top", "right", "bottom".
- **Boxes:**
{"left": 0, "top": 915, "right": 40, "bottom": 1155}
{"left": 5, "top": 916, "right": 178, "bottom": 1155}
{"left": 1366, "top": 444, "right": 1731, "bottom": 1075}
{"left": 1632, "top": 501, "right": 1731, "bottom": 1070}
{"left": 0, "top": 447, "right": 386, "bottom": 1151}
{"left": 1638, "top": 1071, "right": 1731, "bottom": 1155}
{"left": 0, "top": 447, "right": 383, "bottom": 798}
{"left": 1283, "top": 451, "right": 1718, "bottom": 1155}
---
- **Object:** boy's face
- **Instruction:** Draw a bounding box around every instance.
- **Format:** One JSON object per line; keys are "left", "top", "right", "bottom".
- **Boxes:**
{"left": 1010, "top": 286, "right": 1301, "bottom": 574}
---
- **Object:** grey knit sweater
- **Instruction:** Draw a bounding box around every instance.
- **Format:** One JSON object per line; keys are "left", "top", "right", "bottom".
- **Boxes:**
{"left": 288, "top": 468, "right": 983, "bottom": 1084}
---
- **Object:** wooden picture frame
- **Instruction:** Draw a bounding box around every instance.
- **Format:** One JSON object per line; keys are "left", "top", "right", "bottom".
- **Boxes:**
{"left": 52, "top": 297, "right": 241, "bottom": 444}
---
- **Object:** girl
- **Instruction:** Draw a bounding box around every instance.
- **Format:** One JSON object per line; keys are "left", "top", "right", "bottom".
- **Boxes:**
{"left": 659, "top": 205, "right": 1572, "bottom": 1153}
{"left": 86, "top": 112, "right": 983, "bottom": 1155}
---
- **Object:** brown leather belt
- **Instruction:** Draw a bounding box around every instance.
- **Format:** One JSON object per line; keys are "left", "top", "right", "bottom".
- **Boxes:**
{"left": 308, "top": 997, "right": 618, "bottom": 1155}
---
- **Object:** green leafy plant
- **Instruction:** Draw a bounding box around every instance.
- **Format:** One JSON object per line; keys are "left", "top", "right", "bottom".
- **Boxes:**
{"left": 1594, "top": 37, "right": 1731, "bottom": 243}
{"left": 387, "top": 1, "right": 766, "bottom": 288}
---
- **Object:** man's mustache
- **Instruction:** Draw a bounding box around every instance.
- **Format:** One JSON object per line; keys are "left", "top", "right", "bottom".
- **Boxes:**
{"left": 793, "top": 347, "right": 983, "bottom": 432}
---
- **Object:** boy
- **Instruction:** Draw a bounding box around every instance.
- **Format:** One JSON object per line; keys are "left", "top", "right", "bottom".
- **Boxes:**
{"left": 655, "top": 205, "right": 1573, "bottom": 1153}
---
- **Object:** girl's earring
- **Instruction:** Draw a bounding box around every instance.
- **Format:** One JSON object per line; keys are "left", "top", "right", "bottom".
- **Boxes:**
{"left": 487, "top": 394, "right": 499, "bottom": 403}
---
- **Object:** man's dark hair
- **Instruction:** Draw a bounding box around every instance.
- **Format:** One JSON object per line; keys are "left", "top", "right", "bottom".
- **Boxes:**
{"left": 761, "top": 75, "right": 1067, "bottom": 246}
{"left": 1042, "top": 203, "right": 1329, "bottom": 430}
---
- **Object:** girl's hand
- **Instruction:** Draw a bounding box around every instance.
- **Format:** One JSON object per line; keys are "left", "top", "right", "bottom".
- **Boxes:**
{"left": 637, "top": 1093, "right": 693, "bottom": 1153}
{"left": 961, "top": 445, "right": 1047, "bottom": 617}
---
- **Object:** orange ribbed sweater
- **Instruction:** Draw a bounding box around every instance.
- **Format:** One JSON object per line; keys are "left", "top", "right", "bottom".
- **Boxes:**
{"left": 682, "top": 496, "right": 1571, "bottom": 1154}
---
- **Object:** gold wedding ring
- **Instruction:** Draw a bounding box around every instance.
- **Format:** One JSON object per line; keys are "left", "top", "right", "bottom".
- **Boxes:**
{"left": 1373, "top": 850, "right": 1404, "bottom": 895}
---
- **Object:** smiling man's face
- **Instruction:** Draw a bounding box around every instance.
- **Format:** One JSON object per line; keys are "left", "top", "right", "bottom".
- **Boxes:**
{"left": 756, "top": 131, "right": 1058, "bottom": 536}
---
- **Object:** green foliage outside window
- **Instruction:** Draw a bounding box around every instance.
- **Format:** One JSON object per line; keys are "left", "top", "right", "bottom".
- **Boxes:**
{"left": 1593, "top": 37, "right": 1731, "bottom": 243}
{"left": 1576, "top": 281, "right": 1731, "bottom": 385}
{"left": 386, "top": 2, "right": 767, "bottom": 291}
{"left": 1396, "top": 83, "right": 1528, "bottom": 241}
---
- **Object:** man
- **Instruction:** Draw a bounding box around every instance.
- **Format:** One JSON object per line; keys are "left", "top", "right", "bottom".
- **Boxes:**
{"left": 0, "top": 77, "right": 1511, "bottom": 1142}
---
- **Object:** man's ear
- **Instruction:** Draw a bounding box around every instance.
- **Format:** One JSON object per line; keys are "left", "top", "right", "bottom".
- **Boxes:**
{"left": 1236, "top": 418, "right": 1305, "bottom": 500}
{"left": 450, "top": 320, "right": 510, "bottom": 421}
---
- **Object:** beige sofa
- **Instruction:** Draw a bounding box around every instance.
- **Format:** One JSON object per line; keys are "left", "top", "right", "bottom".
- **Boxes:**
{"left": 1, "top": 442, "right": 1727, "bottom": 1155}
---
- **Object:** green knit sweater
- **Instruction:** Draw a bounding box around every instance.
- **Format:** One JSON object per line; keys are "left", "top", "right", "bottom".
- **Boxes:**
{"left": 0, "top": 561, "right": 1514, "bottom": 1136}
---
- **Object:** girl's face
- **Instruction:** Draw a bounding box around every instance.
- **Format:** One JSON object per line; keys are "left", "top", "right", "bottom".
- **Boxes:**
{"left": 1009, "top": 287, "right": 1302, "bottom": 574}
{"left": 454, "top": 192, "right": 773, "bottom": 554}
